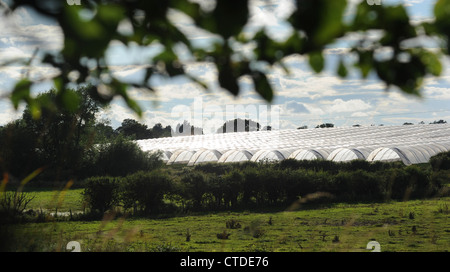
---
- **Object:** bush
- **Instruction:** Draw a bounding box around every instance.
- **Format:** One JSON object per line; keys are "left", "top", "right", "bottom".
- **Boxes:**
{"left": 121, "top": 170, "right": 172, "bottom": 215}
{"left": 178, "top": 171, "right": 209, "bottom": 210}
{"left": 82, "top": 176, "right": 121, "bottom": 214}
{"left": 94, "top": 136, "right": 163, "bottom": 177}
{"left": 429, "top": 151, "right": 450, "bottom": 171}
{"left": 384, "top": 165, "right": 433, "bottom": 200}
{"left": 333, "top": 170, "right": 384, "bottom": 202}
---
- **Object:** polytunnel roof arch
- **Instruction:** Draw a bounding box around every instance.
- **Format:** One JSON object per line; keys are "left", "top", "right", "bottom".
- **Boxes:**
{"left": 327, "top": 148, "right": 369, "bottom": 162}
{"left": 147, "top": 150, "right": 173, "bottom": 162}
{"left": 187, "top": 149, "right": 223, "bottom": 166}
{"left": 367, "top": 147, "right": 406, "bottom": 164}
{"left": 288, "top": 149, "right": 330, "bottom": 161}
{"left": 217, "top": 150, "right": 253, "bottom": 163}
{"left": 167, "top": 149, "right": 197, "bottom": 165}
{"left": 250, "top": 149, "right": 295, "bottom": 163}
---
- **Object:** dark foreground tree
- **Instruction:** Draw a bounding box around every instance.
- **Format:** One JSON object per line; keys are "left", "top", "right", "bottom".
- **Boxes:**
{"left": 2, "top": 0, "right": 449, "bottom": 116}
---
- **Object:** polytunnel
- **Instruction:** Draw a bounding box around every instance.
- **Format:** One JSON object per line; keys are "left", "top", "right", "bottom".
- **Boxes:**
{"left": 167, "top": 150, "right": 196, "bottom": 165}
{"left": 366, "top": 144, "right": 450, "bottom": 165}
{"left": 366, "top": 147, "right": 405, "bottom": 163}
{"left": 327, "top": 147, "right": 372, "bottom": 162}
{"left": 288, "top": 149, "right": 330, "bottom": 161}
{"left": 250, "top": 149, "right": 294, "bottom": 162}
{"left": 148, "top": 150, "right": 172, "bottom": 162}
{"left": 217, "top": 150, "right": 253, "bottom": 163}
{"left": 187, "top": 149, "right": 223, "bottom": 166}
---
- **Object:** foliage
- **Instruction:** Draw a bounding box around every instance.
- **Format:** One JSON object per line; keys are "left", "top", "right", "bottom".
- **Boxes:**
{"left": 121, "top": 170, "right": 173, "bottom": 215}
{"left": 93, "top": 135, "right": 163, "bottom": 177}
{"left": 0, "top": 86, "right": 104, "bottom": 180}
{"left": 429, "top": 151, "right": 450, "bottom": 171}
{"left": 82, "top": 176, "right": 121, "bottom": 214}
{"left": 2, "top": 0, "right": 448, "bottom": 115}
{"left": 0, "top": 191, "right": 35, "bottom": 219}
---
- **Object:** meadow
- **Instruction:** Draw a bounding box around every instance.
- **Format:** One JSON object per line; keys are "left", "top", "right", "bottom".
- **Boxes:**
{"left": 6, "top": 187, "right": 449, "bottom": 252}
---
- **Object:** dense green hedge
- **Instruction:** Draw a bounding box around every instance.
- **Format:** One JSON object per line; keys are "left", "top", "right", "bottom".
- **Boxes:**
{"left": 82, "top": 152, "right": 450, "bottom": 216}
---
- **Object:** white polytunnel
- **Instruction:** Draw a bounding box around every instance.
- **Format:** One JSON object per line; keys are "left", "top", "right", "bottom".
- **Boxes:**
{"left": 288, "top": 149, "right": 331, "bottom": 161}
{"left": 367, "top": 147, "right": 405, "bottom": 163}
{"left": 167, "top": 150, "right": 196, "bottom": 165}
{"left": 133, "top": 124, "right": 450, "bottom": 165}
{"left": 327, "top": 147, "right": 372, "bottom": 162}
{"left": 367, "top": 144, "right": 450, "bottom": 165}
{"left": 187, "top": 149, "right": 222, "bottom": 166}
{"left": 149, "top": 150, "right": 172, "bottom": 162}
{"left": 250, "top": 149, "right": 295, "bottom": 162}
{"left": 217, "top": 150, "right": 253, "bottom": 163}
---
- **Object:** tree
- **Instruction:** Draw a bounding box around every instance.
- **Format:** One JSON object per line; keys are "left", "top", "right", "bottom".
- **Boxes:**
{"left": 315, "top": 123, "right": 334, "bottom": 128}
{"left": 430, "top": 120, "right": 447, "bottom": 124}
{"left": 116, "top": 118, "right": 152, "bottom": 140}
{"left": 2, "top": 0, "right": 448, "bottom": 116}
{"left": 0, "top": 85, "right": 104, "bottom": 180}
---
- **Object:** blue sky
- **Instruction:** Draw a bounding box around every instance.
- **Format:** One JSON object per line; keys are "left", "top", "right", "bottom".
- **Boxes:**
{"left": 1, "top": 0, "right": 449, "bottom": 132}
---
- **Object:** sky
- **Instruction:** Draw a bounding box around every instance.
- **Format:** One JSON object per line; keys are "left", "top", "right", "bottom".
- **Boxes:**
{"left": 1, "top": 0, "right": 449, "bottom": 132}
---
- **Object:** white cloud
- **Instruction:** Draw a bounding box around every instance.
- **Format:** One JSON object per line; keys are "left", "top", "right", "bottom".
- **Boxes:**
{"left": 325, "top": 98, "right": 372, "bottom": 113}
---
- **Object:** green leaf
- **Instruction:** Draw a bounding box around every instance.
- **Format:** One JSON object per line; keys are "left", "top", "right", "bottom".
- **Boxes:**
{"left": 11, "top": 79, "right": 32, "bottom": 109}
{"left": 218, "top": 65, "right": 240, "bottom": 96}
{"left": 416, "top": 49, "right": 442, "bottom": 76}
{"left": 289, "top": 0, "right": 347, "bottom": 49}
{"left": 199, "top": 0, "right": 248, "bottom": 38}
{"left": 61, "top": 89, "right": 81, "bottom": 113}
{"left": 355, "top": 50, "right": 374, "bottom": 78}
{"left": 111, "top": 79, "right": 143, "bottom": 117}
{"left": 337, "top": 58, "right": 348, "bottom": 78}
{"left": 251, "top": 71, "right": 273, "bottom": 102}
{"left": 309, "top": 51, "right": 324, "bottom": 73}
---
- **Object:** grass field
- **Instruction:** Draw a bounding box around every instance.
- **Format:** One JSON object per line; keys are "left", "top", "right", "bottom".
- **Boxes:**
{"left": 5, "top": 187, "right": 449, "bottom": 252}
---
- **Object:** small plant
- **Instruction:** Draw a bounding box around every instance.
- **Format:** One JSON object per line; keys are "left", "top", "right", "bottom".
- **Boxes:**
{"left": 226, "top": 219, "right": 241, "bottom": 229}
{"left": 437, "top": 204, "right": 449, "bottom": 214}
{"left": 217, "top": 230, "right": 230, "bottom": 240}
{"left": 252, "top": 228, "right": 265, "bottom": 238}
{"left": 332, "top": 235, "right": 340, "bottom": 243}
{"left": 186, "top": 228, "right": 191, "bottom": 242}
{"left": 409, "top": 212, "right": 415, "bottom": 220}
{"left": 0, "top": 191, "right": 35, "bottom": 218}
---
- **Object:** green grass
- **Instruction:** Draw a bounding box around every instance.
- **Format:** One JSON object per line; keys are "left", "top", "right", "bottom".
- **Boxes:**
{"left": 5, "top": 187, "right": 450, "bottom": 252}
{"left": 21, "top": 187, "right": 85, "bottom": 212}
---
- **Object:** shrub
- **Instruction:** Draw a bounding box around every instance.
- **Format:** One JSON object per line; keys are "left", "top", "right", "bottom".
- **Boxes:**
{"left": 121, "top": 170, "right": 172, "bottom": 215}
{"left": 429, "top": 151, "right": 450, "bottom": 171}
{"left": 0, "top": 191, "right": 35, "bottom": 220}
{"left": 334, "top": 170, "right": 384, "bottom": 202}
{"left": 178, "top": 171, "right": 209, "bottom": 210}
{"left": 82, "top": 176, "right": 121, "bottom": 214}
{"left": 94, "top": 136, "right": 163, "bottom": 177}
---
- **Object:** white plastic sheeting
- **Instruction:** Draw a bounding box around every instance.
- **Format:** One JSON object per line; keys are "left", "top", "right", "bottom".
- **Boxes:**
{"left": 167, "top": 150, "right": 196, "bottom": 165}
{"left": 217, "top": 150, "right": 254, "bottom": 163}
{"left": 250, "top": 149, "right": 295, "bottom": 162}
{"left": 327, "top": 147, "right": 373, "bottom": 162}
{"left": 135, "top": 124, "right": 450, "bottom": 165}
{"left": 187, "top": 149, "right": 222, "bottom": 166}
{"left": 288, "top": 149, "right": 331, "bottom": 160}
{"left": 367, "top": 143, "right": 450, "bottom": 165}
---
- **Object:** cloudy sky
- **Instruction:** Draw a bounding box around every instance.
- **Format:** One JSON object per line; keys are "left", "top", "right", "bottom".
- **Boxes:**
{"left": 1, "top": 0, "right": 449, "bottom": 132}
